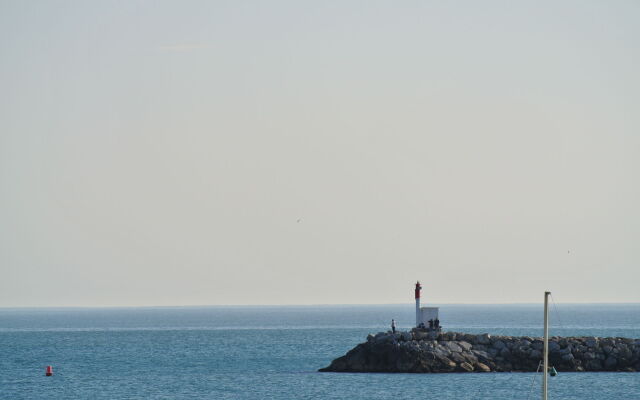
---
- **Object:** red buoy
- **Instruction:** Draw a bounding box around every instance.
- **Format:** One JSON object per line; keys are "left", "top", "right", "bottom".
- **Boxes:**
{"left": 45, "top": 365, "right": 53, "bottom": 376}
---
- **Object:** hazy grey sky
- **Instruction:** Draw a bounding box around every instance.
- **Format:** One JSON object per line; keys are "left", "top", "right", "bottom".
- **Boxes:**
{"left": 1, "top": 1, "right": 639, "bottom": 306}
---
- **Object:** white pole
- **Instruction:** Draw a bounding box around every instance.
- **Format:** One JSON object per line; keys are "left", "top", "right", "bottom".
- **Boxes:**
{"left": 543, "top": 291, "right": 550, "bottom": 400}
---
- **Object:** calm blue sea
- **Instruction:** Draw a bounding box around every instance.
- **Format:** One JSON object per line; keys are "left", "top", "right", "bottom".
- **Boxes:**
{"left": 1, "top": 304, "right": 639, "bottom": 399}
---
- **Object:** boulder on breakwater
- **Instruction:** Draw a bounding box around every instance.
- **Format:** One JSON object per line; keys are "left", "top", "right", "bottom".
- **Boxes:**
{"left": 319, "top": 330, "right": 640, "bottom": 373}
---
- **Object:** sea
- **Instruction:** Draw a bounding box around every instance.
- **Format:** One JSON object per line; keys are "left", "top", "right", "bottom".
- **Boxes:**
{"left": 1, "top": 304, "right": 639, "bottom": 399}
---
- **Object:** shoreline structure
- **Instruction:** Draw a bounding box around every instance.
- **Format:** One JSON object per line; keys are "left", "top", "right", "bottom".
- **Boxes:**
{"left": 319, "top": 329, "right": 640, "bottom": 373}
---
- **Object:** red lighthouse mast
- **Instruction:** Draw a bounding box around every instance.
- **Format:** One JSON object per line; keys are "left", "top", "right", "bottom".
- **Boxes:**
{"left": 415, "top": 281, "right": 422, "bottom": 327}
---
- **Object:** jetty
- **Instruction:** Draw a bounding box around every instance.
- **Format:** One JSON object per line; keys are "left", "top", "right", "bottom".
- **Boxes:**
{"left": 319, "top": 329, "right": 640, "bottom": 373}
{"left": 321, "top": 283, "right": 639, "bottom": 373}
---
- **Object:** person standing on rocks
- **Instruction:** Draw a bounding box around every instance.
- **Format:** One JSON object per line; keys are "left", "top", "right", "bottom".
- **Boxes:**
{"left": 391, "top": 319, "right": 396, "bottom": 333}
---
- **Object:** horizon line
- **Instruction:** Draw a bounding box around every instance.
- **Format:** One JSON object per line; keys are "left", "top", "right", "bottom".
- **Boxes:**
{"left": 1, "top": 301, "right": 639, "bottom": 310}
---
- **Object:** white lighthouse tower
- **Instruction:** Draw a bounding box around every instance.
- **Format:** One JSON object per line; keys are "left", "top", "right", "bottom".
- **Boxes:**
{"left": 414, "top": 281, "right": 440, "bottom": 329}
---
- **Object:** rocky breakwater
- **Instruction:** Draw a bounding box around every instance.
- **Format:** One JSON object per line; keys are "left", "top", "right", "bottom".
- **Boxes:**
{"left": 319, "top": 330, "right": 640, "bottom": 373}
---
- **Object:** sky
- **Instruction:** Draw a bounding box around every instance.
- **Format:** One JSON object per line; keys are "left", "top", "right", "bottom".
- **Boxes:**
{"left": 1, "top": 0, "right": 639, "bottom": 307}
